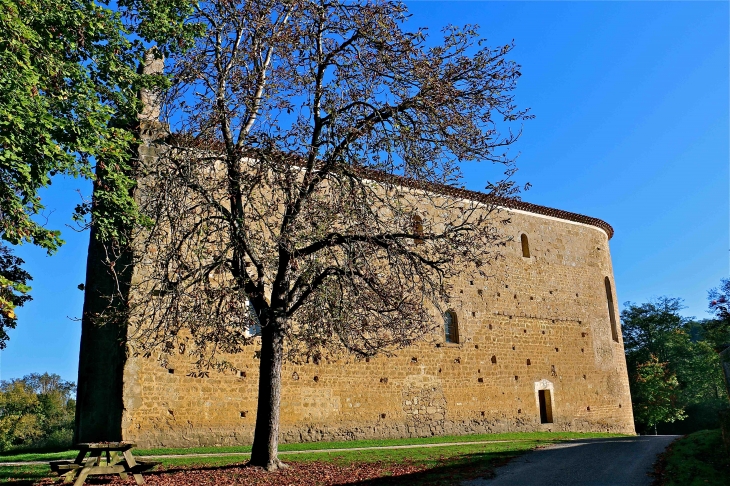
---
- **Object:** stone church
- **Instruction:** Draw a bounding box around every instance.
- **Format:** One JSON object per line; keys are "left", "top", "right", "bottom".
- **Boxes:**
{"left": 74, "top": 68, "right": 635, "bottom": 448}
{"left": 75, "top": 178, "right": 635, "bottom": 446}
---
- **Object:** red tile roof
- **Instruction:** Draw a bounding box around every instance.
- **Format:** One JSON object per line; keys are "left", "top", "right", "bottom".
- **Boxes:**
{"left": 352, "top": 166, "right": 614, "bottom": 239}
{"left": 165, "top": 132, "right": 614, "bottom": 239}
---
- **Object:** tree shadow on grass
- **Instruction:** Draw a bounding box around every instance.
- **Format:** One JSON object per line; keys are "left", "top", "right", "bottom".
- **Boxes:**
{"left": 333, "top": 450, "right": 518, "bottom": 486}
{"left": 336, "top": 437, "right": 674, "bottom": 486}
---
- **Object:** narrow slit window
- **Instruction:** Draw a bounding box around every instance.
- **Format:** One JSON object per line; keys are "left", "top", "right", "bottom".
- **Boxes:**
{"left": 412, "top": 215, "right": 424, "bottom": 245}
{"left": 605, "top": 277, "right": 619, "bottom": 342}
{"left": 444, "top": 310, "right": 459, "bottom": 344}
{"left": 245, "top": 300, "right": 262, "bottom": 337}
{"left": 521, "top": 234, "right": 530, "bottom": 258}
{"left": 538, "top": 390, "right": 553, "bottom": 424}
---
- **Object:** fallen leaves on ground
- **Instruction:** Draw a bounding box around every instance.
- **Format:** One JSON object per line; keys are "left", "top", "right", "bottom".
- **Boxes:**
{"left": 34, "top": 461, "right": 430, "bottom": 486}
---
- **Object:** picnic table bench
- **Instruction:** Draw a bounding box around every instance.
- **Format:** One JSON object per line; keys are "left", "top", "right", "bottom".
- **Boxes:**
{"left": 49, "top": 442, "right": 159, "bottom": 486}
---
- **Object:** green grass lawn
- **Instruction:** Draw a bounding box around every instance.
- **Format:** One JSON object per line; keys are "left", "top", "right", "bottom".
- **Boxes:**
{"left": 0, "top": 430, "right": 624, "bottom": 462}
{"left": 0, "top": 431, "right": 626, "bottom": 485}
{"left": 0, "top": 463, "right": 48, "bottom": 485}
{"left": 151, "top": 440, "right": 538, "bottom": 468}
{"left": 657, "top": 429, "right": 730, "bottom": 486}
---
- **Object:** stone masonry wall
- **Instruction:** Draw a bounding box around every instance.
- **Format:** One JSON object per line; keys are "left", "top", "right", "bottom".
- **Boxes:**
{"left": 119, "top": 206, "right": 635, "bottom": 447}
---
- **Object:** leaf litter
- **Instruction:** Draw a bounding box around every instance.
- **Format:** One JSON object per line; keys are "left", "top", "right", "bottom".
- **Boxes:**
{"left": 34, "top": 460, "right": 428, "bottom": 486}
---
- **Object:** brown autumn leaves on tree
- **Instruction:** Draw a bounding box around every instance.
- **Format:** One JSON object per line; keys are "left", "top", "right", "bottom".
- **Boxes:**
{"left": 108, "top": 0, "right": 531, "bottom": 470}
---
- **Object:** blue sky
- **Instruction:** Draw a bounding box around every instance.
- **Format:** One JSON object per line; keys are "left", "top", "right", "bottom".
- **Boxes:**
{"left": 3, "top": 1, "right": 728, "bottom": 384}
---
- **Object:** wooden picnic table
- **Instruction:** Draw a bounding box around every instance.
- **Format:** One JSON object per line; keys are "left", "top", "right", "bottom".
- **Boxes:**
{"left": 49, "top": 442, "right": 159, "bottom": 486}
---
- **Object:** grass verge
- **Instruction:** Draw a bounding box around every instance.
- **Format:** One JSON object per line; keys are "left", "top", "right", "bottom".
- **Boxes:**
{"left": 654, "top": 429, "right": 730, "bottom": 486}
{"left": 0, "top": 431, "right": 625, "bottom": 463}
{"left": 157, "top": 439, "right": 539, "bottom": 467}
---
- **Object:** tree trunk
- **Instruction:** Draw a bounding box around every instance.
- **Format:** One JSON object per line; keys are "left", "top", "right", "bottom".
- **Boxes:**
{"left": 250, "top": 320, "right": 287, "bottom": 470}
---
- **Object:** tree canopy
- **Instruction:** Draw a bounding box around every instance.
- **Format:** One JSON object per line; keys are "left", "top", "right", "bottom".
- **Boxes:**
{"left": 0, "top": 244, "right": 31, "bottom": 347}
{"left": 709, "top": 278, "right": 730, "bottom": 322}
{"left": 0, "top": 0, "right": 198, "bottom": 338}
{"left": 98, "top": 0, "right": 532, "bottom": 469}
{"left": 706, "top": 278, "right": 730, "bottom": 350}
{"left": 1, "top": 0, "right": 140, "bottom": 251}
{"left": 0, "top": 373, "right": 76, "bottom": 451}
{"left": 621, "top": 296, "right": 728, "bottom": 434}
{"left": 622, "top": 296, "right": 686, "bottom": 364}
{"left": 630, "top": 356, "right": 685, "bottom": 431}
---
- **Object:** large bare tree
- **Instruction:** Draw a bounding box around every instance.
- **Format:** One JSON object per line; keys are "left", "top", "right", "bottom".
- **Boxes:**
{"left": 113, "top": 0, "right": 531, "bottom": 470}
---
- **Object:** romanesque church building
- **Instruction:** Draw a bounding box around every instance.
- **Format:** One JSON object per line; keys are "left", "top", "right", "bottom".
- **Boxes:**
{"left": 74, "top": 83, "right": 635, "bottom": 448}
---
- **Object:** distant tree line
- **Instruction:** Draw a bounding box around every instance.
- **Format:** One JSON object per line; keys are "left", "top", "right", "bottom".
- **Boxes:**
{"left": 623, "top": 278, "right": 730, "bottom": 435}
{"left": 0, "top": 373, "right": 75, "bottom": 451}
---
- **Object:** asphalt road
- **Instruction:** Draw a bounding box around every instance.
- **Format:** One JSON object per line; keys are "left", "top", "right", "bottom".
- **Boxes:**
{"left": 463, "top": 436, "right": 678, "bottom": 486}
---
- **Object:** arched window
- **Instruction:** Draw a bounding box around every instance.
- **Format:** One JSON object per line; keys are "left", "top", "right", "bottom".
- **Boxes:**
{"left": 521, "top": 234, "right": 530, "bottom": 258}
{"left": 412, "top": 215, "right": 424, "bottom": 245}
{"left": 444, "top": 310, "right": 459, "bottom": 344}
{"left": 604, "top": 277, "right": 618, "bottom": 342}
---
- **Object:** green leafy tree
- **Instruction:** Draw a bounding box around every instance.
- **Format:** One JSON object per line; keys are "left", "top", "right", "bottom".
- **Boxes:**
{"left": 622, "top": 297, "right": 728, "bottom": 433}
{"left": 1, "top": 0, "right": 142, "bottom": 249}
{"left": 0, "top": 0, "right": 142, "bottom": 329}
{"left": 0, "top": 373, "right": 75, "bottom": 451}
{"left": 667, "top": 328, "right": 726, "bottom": 406}
{"left": 622, "top": 296, "right": 686, "bottom": 365}
{"left": 0, "top": 379, "right": 40, "bottom": 451}
{"left": 631, "top": 356, "right": 686, "bottom": 434}
{"left": 0, "top": 0, "right": 200, "bottom": 336}
{"left": 0, "top": 244, "right": 31, "bottom": 346}
{"left": 706, "top": 278, "right": 730, "bottom": 350}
